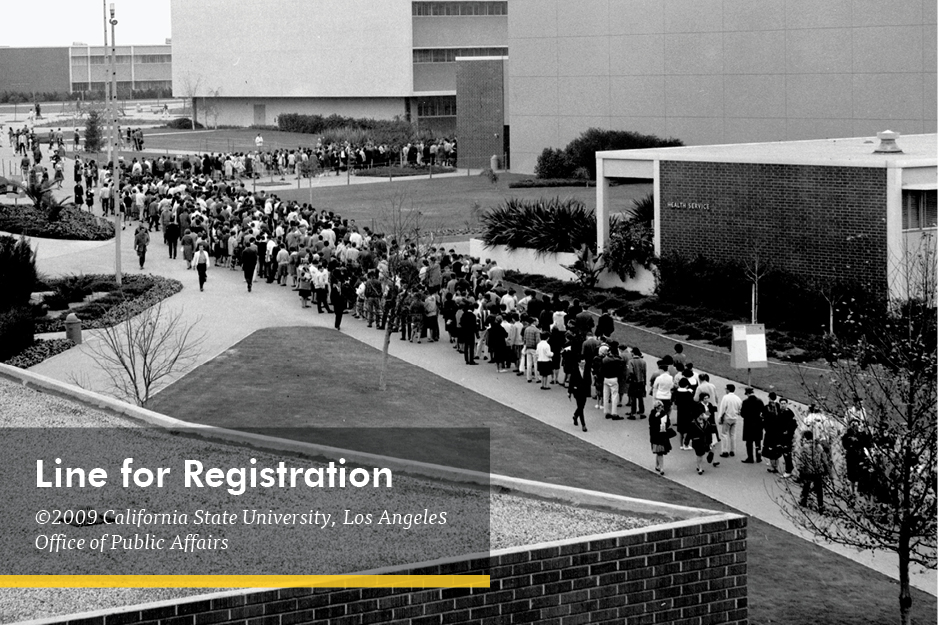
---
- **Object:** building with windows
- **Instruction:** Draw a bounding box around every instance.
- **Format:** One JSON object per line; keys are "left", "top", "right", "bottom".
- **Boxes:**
{"left": 0, "top": 44, "right": 172, "bottom": 99}
{"left": 508, "top": 0, "right": 936, "bottom": 173}
{"left": 170, "top": 0, "right": 507, "bottom": 143}
{"left": 596, "top": 133, "right": 937, "bottom": 300}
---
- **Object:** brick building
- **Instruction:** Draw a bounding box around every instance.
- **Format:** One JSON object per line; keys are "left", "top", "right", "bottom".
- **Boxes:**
{"left": 596, "top": 133, "right": 937, "bottom": 300}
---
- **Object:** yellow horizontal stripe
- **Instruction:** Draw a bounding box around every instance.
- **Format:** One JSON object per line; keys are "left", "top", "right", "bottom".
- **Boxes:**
{"left": 0, "top": 575, "right": 491, "bottom": 589}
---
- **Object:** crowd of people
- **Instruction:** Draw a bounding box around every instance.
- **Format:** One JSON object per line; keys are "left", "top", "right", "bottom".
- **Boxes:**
{"left": 4, "top": 134, "right": 873, "bottom": 513}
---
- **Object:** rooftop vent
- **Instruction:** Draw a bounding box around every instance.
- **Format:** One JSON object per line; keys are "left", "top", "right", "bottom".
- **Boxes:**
{"left": 873, "top": 130, "right": 903, "bottom": 154}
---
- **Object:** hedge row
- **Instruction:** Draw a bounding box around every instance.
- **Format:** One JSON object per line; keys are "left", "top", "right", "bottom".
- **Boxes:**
{"left": 504, "top": 270, "right": 828, "bottom": 363}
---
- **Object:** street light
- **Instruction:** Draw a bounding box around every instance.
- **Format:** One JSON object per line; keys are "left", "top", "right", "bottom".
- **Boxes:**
{"left": 109, "top": 3, "right": 121, "bottom": 285}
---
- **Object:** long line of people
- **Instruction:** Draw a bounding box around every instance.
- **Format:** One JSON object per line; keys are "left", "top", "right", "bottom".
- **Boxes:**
{"left": 97, "top": 158, "right": 876, "bottom": 514}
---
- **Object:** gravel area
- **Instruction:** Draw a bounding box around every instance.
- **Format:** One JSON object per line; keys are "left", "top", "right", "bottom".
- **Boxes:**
{"left": 0, "top": 376, "right": 665, "bottom": 624}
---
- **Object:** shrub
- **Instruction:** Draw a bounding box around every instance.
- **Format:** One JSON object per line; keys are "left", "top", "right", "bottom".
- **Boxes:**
{"left": 534, "top": 148, "right": 575, "bottom": 180}
{"left": 480, "top": 197, "right": 605, "bottom": 255}
{"left": 0, "top": 306, "right": 35, "bottom": 361}
{"left": 508, "top": 178, "right": 595, "bottom": 189}
{"left": 0, "top": 202, "right": 114, "bottom": 241}
{"left": 41, "top": 293, "right": 69, "bottom": 311}
{"left": 563, "top": 128, "right": 683, "bottom": 180}
{"left": 278, "top": 113, "right": 422, "bottom": 149}
{"left": 166, "top": 117, "right": 204, "bottom": 130}
{"left": 0, "top": 234, "right": 37, "bottom": 312}
{"left": 2, "top": 338, "right": 73, "bottom": 368}
{"left": 604, "top": 218, "right": 655, "bottom": 280}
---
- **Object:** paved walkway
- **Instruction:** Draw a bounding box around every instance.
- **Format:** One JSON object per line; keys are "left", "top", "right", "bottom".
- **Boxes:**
{"left": 0, "top": 131, "right": 933, "bottom": 595}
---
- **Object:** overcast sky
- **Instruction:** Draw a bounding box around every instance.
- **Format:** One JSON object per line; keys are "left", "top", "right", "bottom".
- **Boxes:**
{"left": 0, "top": 0, "right": 171, "bottom": 48}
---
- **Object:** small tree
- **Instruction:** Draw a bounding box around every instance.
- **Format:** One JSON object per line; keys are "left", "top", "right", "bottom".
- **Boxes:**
{"left": 375, "top": 189, "right": 428, "bottom": 392}
{"left": 778, "top": 239, "right": 937, "bottom": 625}
{"left": 84, "top": 109, "right": 102, "bottom": 152}
{"left": 78, "top": 300, "right": 205, "bottom": 406}
{"left": 179, "top": 72, "right": 203, "bottom": 130}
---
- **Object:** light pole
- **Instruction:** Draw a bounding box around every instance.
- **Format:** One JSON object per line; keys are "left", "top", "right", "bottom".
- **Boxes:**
{"left": 110, "top": 3, "right": 121, "bottom": 285}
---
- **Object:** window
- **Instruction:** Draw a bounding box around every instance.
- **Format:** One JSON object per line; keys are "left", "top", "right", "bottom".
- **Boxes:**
{"left": 903, "top": 190, "right": 938, "bottom": 230}
{"left": 413, "top": 2, "right": 507, "bottom": 17}
{"left": 89, "top": 55, "right": 107, "bottom": 65}
{"left": 71, "top": 56, "right": 89, "bottom": 65}
{"left": 413, "top": 47, "right": 508, "bottom": 63}
{"left": 134, "top": 54, "right": 172, "bottom": 64}
{"left": 417, "top": 96, "right": 456, "bottom": 117}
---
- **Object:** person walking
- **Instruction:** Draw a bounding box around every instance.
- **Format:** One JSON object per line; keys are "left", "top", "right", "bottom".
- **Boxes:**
{"left": 297, "top": 261, "right": 312, "bottom": 308}
{"left": 240, "top": 239, "right": 258, "bottom": 292}
{"left": 718, "top": 383, "right": 743, "bottom": 458}
{"left": 797, "top": 429, "right": 831, "bottom": 513}
{"left": 194, "top": 242, "right": 209, "bottom": 291}
{"left": 688, "top": 401, "right": 720, "bottom": 474}
{"left": 181, "top": 228, "right": 196, "bottom": 269}
{"left": 648, "top": 401, "right": 673, "bottom": 475}
{"left": 567, "top": 356, "right": 591, "bottom": 432}
{"left": 741, "top": 387, "right": 765, "bottom": 463}
{"left": 165, "top": 217, "right": 180, "bottom": 260}
{"left": 133, "top": 225, "right": 149, "bottom": 270}
{"left": 331, "top": 271, "right": 348, "bottom": 330}
{"left": 599, "top": 343, "right": 623, "bottom": 419}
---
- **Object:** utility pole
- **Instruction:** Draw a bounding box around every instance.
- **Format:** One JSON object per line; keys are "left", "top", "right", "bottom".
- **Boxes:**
{"left": 110, "top": 3, "right": 122, "bottom": 285}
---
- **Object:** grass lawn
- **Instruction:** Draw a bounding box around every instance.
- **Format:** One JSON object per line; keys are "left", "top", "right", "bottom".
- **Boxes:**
{"left": 148, "top": 327, "right": 937, "bottom": 625}
{"left": 143, "top": 128, "right": 346, "bottom": 154}
{"left": 274, "top": 173, "right": 650, "bottom": 234}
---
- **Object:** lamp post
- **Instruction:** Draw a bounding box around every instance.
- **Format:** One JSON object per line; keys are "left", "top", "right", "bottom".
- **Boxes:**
{"left": 110, "top": 3, "right": 121, "bottom": 285}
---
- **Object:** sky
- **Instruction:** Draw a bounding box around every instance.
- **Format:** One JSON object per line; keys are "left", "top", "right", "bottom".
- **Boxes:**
{"left": 0, "top": 0, "right": 171, "bottom": 47}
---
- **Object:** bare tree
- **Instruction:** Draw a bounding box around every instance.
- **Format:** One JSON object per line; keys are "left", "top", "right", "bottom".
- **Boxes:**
{"left": 375, "top": 189, "right": 429, "bottom": 391}
{"left": 77, "top": 300, "right": 206, "bottom": 406}
{"left": 204, "top": 87, "right": 222, "bottom": 130}
{"left": 742, "top": 250, "right": 771, "bottom": 324}
{"left": 179, "top": 72, "right": 203, "bottom": 130}
{"left": 778, "top": 236, "right": 937, "bottom": 625}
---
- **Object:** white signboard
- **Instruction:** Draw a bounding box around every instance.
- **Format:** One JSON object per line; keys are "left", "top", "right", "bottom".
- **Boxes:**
{"left": 731, "top": 324, "right": 768, "bottom": 369}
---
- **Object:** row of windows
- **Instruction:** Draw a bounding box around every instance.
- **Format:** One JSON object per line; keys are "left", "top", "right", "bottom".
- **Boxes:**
{"left": 417, "top": 95, "right": 456, "bottom": 117}
{"left": 413, "top": 47, "right": 507, "bottom": 63}
{"left": 902, "top": 190, "right": 938, "bottom": 230}
{"left": 71, "top": 80, "right": 172, "bottom": 91}
{"left": 72, "top": 54, "right": 171, "bottom": 65}
{"left": 412, "top": 1, "right": 507, "bottom": 16}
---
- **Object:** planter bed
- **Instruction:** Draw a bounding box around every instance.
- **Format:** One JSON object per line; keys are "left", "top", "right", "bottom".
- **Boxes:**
{"left": 0, "top": 203, "right": 115, "bottom": 241}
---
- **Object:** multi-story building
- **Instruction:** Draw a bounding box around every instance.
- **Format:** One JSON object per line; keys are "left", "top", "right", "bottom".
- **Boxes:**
{"left": 0, "top": 44, "right": 172, "bottom": 99}
{"left": 170, "top": 0, "right": 508, "bottom": 142}
{"left": 508, "top": 0, "right": 937, "bottom": 173}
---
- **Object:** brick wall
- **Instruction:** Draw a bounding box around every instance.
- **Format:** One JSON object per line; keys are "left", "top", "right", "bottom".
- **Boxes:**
{"left": 47, "top": 516, "right": 747, "bottom": 625}
{"left": 456, "top": 58, "right": 506, "bottom": 171}
{"left": 659, "top": 161, "right": 888, "bottom": 294}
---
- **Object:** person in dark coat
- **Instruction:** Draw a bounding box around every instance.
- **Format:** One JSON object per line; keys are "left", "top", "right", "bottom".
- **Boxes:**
{"left": 460, "top": 303, "right": 479, "bottom": 364}
{"left": 741, "top": 387, "right": 765, "bottom": 463}
{"left": 673, "top": 377, "right": 696, "bottom": 449}
{"left": 487, "top": 316, "right": 510, "bottom": 372}
{"left": 761, "top": 392, "right": 785, "bottom": 473}
{"left": 688, "top": 404, "right": 720, "bottom": 474}
{"left": 240, "top": 239, "right": 258, "bottom": 292}
{"left": 777, "top": 398, "right": 798, "bottom": 477}
{"left": 648, "top": 401, "right": 673, "bottom": 475}
{"left": 567, "top": 357, "right": 592, "bottom": 432}
{"left": 165, "top": 218, "right": 180, "bottom": 259}
{"left": 331, "top": 270, "right": 348, "bottom": 330}
{"left": 596, "top": 307, "right": 614, "bottom": 340}
{"left": 626, "top": 347, "right": 647, "bottom": 418}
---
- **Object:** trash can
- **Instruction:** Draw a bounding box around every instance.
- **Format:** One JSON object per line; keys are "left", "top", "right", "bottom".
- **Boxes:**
{"left": 490, "top": 154, "right": 500, "bottom": 171}
{"left": 64, "top": 313, "right": 82, "bottom": 345}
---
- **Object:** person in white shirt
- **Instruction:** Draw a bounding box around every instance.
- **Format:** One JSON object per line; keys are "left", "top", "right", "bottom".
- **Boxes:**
{"left": 718, "top": 383, "right": 743, "bottom": 457}
{"left": 500, "top": 288, "right": 517, "bottom": 313}
{"left": 255, "top": 134, "right": 263, "bottom": 150}
{"left": 650, "top": 360, "right": 674, "bottom": 413}
{"left": 535, "top": 332, "right": 554, "bottom": 390}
